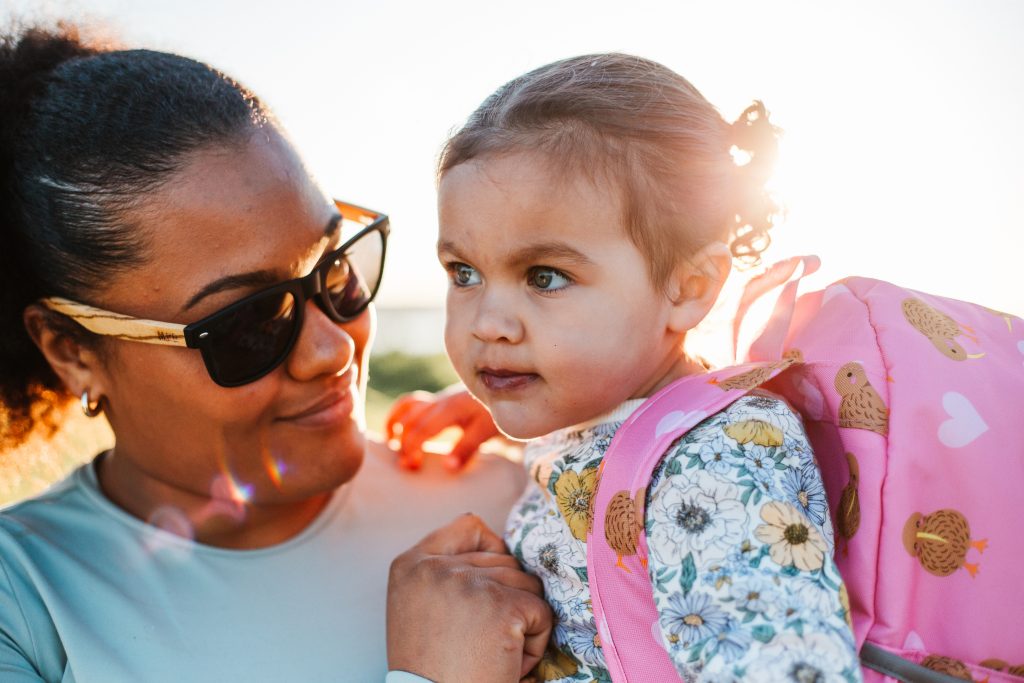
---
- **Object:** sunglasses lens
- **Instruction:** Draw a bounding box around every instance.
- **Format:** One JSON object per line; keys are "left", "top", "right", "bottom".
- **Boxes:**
{"left": 324, "top": 228, "right": 384, "bottom": 319}
{"left": 203, "top": 290, "right": 298, "bottom": 385}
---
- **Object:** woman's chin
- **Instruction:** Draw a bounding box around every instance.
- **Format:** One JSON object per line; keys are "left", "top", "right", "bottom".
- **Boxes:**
{"left": 253, "top": 429, "right": 367, "bottom": 502}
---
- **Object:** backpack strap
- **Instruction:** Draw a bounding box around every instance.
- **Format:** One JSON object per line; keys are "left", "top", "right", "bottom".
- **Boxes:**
{"left": 733, "top": 254, "right": 820, "bottom": 363}
{"left": 587, "top": 360, "right": 797, "bottom": 682}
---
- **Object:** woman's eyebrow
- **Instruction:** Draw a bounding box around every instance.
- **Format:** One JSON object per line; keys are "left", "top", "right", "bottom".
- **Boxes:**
{"left": 183, "top": 211, "right": 342, "bottom": 312}
{"left": 183, "top": 270, "right": 282, "bottom": 312}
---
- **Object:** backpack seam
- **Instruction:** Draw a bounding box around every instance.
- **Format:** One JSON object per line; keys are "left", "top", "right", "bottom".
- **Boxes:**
{"left": 848, "top": 278, "right": 894, "bottom": 654}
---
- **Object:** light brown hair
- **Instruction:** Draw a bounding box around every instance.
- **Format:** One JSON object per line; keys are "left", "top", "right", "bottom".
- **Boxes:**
{"left": 438, "top": 53, "right": 781, "bottom": 287}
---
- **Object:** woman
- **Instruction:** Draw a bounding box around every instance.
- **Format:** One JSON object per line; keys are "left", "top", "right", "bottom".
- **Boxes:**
{"left": 0, "top": 24, "right": 547, "bottom": 682}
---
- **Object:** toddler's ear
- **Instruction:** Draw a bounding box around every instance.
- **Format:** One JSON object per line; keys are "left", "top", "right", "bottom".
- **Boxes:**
{"left": 666, "top": 241, "right": 732, "bottom": 334}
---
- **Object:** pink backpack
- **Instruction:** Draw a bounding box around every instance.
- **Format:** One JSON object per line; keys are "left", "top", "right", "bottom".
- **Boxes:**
{"left": 588, "top": 256, "right": 1024, "bottom": 682}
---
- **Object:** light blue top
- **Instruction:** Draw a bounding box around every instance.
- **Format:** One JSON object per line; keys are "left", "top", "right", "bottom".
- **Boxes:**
{"left": 0, "top": 443, "right": 523, "bottom": 682}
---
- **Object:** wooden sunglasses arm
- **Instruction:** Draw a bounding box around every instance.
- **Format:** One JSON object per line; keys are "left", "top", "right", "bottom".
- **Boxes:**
{"left": 334, "top": 199, "right": 387, "bottom": 228}
{"left": 39, "top": 297, "right": 188, "bottom": 347}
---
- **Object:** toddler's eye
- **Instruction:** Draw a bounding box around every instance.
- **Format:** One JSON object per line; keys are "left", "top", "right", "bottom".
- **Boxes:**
{"left": 528, "top": 267, "right": 571, "bottom": 292}
{"left": 450, "top": 263, "right": 481, "bottom": 287}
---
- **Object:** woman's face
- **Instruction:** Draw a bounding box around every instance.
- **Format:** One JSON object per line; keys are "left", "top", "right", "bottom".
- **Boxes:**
{"left": 91, "top": 128, "right": 372, "bottom": 505}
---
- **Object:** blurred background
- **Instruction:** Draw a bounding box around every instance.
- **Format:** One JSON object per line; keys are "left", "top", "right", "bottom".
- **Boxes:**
{"left": 2, "top": 0, "right": 1022, "bottom": 503}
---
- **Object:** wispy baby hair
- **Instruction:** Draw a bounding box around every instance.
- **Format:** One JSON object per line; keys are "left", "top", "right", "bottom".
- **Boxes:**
{"left": 438, "top": 53, "right": 781, "bottom": 287}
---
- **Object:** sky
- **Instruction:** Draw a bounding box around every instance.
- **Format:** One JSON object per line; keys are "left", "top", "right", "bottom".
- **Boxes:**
{"left": 5, "top": 0, "right": 1024, "bottom": 316}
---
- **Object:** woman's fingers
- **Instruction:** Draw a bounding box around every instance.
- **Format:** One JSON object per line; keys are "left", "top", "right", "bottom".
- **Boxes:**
{"left": 476, "top": 565, "right": 546, "bottom": 596}
{"left": 457, "top": 550, "right": 526, "bottom": 572}
{"left": 519, "top": 597, "right": 554, "bottom": 680}
{"left": 388, "top": 521, "right": 553, "bottom": 683}
{"left": 410, "top": 513, "right": 508, "bottom": 556}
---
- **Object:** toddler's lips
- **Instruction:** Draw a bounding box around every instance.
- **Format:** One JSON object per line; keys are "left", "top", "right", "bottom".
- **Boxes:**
{"left": 478, "top": 368, "right": 539, "bottom": 392}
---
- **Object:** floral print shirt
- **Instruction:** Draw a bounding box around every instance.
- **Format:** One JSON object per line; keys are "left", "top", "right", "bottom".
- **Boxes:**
{"left": 505, "top": 391, "right": 861, "bottom": 682}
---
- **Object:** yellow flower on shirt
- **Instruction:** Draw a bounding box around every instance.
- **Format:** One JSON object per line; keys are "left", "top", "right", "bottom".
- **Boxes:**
{"left": 754, "top": 501, "right": 828, "bottom": 571}
{"left": 534, "top": 645, "right": 579, "bottom": 680}
{"left": 554, "top": 467, "right": 598, "bottom": 541}
{"left": 724, "top": 419, "right": 784, "bottom": 447}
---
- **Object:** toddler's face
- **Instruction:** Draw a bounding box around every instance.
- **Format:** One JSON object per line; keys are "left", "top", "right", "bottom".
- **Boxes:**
{"left": 437, "top": 152, "right": 685, "bottom": 439}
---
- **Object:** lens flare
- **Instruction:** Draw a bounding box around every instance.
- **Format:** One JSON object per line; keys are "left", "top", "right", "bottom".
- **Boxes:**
{"left": 263, "top": 448, "right": 288, "bottom": 489}
{"left": 222, "top": 474, "right": 253, "bottom": 504}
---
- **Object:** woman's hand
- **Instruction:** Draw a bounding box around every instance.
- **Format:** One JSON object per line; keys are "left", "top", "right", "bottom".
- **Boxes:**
{"left": 385, "top": 387, "right": 499, "bottom": 471}
{"left": 387, "top": 514, "right": 551, "bottom": 683}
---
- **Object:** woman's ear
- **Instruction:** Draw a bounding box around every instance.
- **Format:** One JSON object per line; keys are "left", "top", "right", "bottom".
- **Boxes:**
{"left": 23, "top": 305, "right": 108, "bottom": 401}
{"left": 666, "top": 241, "right": 732, "bottom": 334}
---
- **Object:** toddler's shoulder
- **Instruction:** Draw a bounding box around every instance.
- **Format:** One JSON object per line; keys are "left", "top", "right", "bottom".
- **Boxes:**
{"left": 719, "top": 389, "right": 802, "bottom": 424}
{"left": 677, "top": 389, "right": 806, "bottom": 447}
{"left": 648, "top": 389, "right": 815, "bottom": 491}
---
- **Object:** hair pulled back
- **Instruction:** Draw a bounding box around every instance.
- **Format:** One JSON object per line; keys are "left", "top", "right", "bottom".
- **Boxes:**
{"left": 438, "top": 53, "right": 781, "bottom": 284}
{"left": 0, "top": 23, "right": 271, "bottom": 447}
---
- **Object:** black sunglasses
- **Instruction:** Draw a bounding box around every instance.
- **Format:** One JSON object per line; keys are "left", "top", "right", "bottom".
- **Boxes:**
{"left": 42, "top": 200, "right": 389, "bottom": 387}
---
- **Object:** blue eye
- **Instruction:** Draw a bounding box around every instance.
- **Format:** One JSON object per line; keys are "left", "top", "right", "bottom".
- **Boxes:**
{"left": 528, "top": 267, "right": 571, "bottom": 292}
{"left": 450, "top": 263, "right": 481, "bottom": 287}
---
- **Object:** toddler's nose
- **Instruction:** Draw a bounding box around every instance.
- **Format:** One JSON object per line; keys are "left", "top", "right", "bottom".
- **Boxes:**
{"left": 471, "top": 294, "right": 524, "bottom": 344}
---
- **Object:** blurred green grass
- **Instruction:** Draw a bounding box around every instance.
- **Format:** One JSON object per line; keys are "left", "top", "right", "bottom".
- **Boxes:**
{"left": 1, "top": 352, "right": 458, "bottom": 507}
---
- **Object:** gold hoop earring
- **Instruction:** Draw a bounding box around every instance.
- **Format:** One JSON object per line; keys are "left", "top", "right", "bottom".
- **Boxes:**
{"left": 81, "top": 391, "right": 102, "bottom": 418}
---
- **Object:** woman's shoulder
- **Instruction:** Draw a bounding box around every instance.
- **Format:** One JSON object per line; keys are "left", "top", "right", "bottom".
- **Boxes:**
{"left": 0, "top": 464, "right": 99, "bottom": 680}
{"left": 0, "top": 461, "right": 96, "bottom": 533}
{"left": 0, "top": 459, "right": 120, "bottom": 593}
{"left": 355, "top": 439, "right": 527, "bottom": 535}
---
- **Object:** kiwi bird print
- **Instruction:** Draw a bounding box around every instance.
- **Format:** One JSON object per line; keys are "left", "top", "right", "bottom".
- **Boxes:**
{"left": 903, "top": 508, "right": 988, "bottom": 578}
{"left": 604, "top": 488, "right": 646, "bottom": 573}
{"left": 836, "top": 452, "right": 860, "bottom": 552}
{"left": 710, "top": 350, "right": 802, "bottom": 392}
{"left": 921, "top": 655, "right": 975, "bottom": 681}
{"left": 980, "top": 660, "right": 1024, "bottom": 677}
{"left": 982, "top": 305, "right": 1017, "bottom": 332}
{"left": 902, "top": 298, "right": 985, "bottom": 361}
{"left": 835, "top": 362, "right": 889, "bottom": 435}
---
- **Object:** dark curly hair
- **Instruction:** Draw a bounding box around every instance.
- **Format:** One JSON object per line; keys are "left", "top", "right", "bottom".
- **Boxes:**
{"left": 0, "top": 22, "right": 272, "bottom": 448}
{"left": 438, "top": 53, "right": 781, "bottom": 286}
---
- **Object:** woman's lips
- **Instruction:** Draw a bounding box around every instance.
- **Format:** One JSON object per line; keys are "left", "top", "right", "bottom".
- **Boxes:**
{"left": 279, "top": 391, "right": 354, "bottom": 428}
{"left": 478, "top": 368, "right": 539, "bottom": 392}
{"left": 278, "top": 378, "right": 356, "bottom": 428}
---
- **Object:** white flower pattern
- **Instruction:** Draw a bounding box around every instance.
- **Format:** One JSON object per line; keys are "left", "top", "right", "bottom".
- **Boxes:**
{"left": 648, "top": 470, "right": 749, "bottom": 566}
{"left": 505, "top": 392, "right": 860, "bottom": 683}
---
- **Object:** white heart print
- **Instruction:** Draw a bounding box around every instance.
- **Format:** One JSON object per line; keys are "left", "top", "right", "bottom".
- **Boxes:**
{"left": 798, "top": 377, "right": 825, "bottom": 421}
{"left": 937, "top": 391, "right": 989, "bottom": 448}
{"left": 903, "top": 630, "right": 926, "bottom": 651}
{"left": 655, "top": 410, "right": 707, "bottom": 438}
{"left": 822, "top": 283, "right": 851, "bottom": 307}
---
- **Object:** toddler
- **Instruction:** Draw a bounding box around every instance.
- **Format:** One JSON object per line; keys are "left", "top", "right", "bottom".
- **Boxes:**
{"left": 397, "top": 53, "right": 859, "bottom": 682}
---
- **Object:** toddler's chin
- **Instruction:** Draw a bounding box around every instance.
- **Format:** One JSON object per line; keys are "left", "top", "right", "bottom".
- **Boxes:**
{"left": 491, "top": 412, "right": 559, "bottom": 442}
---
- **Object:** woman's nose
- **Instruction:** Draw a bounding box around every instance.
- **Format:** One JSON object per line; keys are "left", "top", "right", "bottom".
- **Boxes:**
{"left": 286, "top": 299, "right": 357, "bottom": 382}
